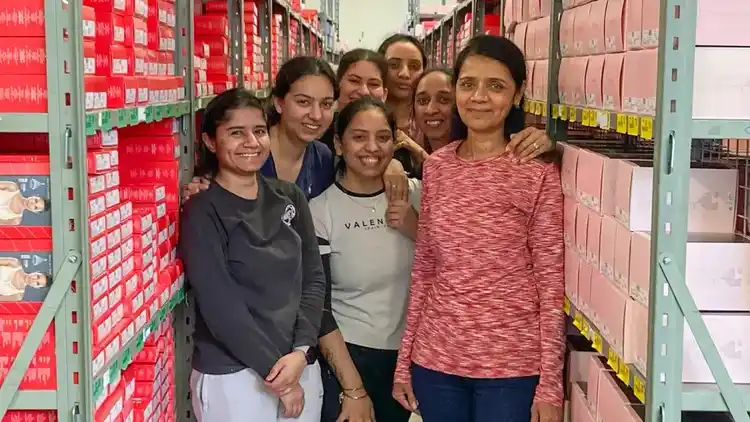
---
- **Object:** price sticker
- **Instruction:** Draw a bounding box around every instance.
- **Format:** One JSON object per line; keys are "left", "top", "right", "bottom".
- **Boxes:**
{"left": 85, "top": 114, "right": 97, "bottom": 135}
{"left": 618, "top": 361, "right": 631, "bottom": 383}
{"left": 580, "top": 319, "right": 591, "bottom": 340}
{"left": 166, "top": 104, "right": 175, "bottom": 117}
{"left": 627, "top": 115, "right": 639, "bottom": 135}
{"left": 616, "top": 114, "right": 628, "bottom": 133}
{"left": 117, "top": 109, "right": 128, "bottom": 127}
{"left": 102, "top": 368, "right": 111, "bottom": 387}
{"left": 563, "top": 297, "right": 571, "bottom": 315}
{"left": 640, "top": 117, "right": 653, "bottom": 140}
{"left": 93, "top": 378, "right": 104, "bottom": 401}
{"left": 573, "top": 312, "right": 583, "bottom": 330}
{"left": 568, "top": 108, "right": 577, "bottom": 123}
{"left": 138, "top": 107, "right": 148, "bottom": 123}
{"left": 598, "top": 110, "right": 611, "bottom": 130}
{"left": 552, "top": 104, "right": 559, "bottom": 119}
{"left": 540, "top": 103, "right": 547, "bottom": 117}
{"left": 607, "top": 349, "right": 620, "bottom": 371}
{"left": 633, "top": 375, "right": 646, "bottom": 403}
{"left": 129, "top": 108, "right": 138, "bottom": 124}
{"left": 523, "top": 101, "right": 531, "bottom": 113}
{"left": 581, "top": 109, "right": 590, "bottom": 126}
{"left": 559, "top": 105, "right": 568, "bottom": 121}
{"left": 592, "top": 332, "right": 603, "bottom": 352}
{"left": 107, "top": 362, "right": 119, "bottom": 385}
{"left": 101, "top": 111, "right": 113, "bottom": 130}
{"left": 154, "top": 106, "right": 163, "bottom": 121}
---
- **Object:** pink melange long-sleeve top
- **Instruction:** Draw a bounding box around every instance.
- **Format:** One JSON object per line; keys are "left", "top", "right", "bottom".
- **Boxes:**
{"left": 394, "top": 141, "right": 566, "bottom": 406}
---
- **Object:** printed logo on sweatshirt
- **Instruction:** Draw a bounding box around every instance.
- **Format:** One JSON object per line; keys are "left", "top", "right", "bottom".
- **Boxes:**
{"left": 282, "top": 204, "right": 296, "bottom": 226}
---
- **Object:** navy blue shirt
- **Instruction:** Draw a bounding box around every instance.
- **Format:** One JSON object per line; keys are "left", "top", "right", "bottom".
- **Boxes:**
{"left": 261, "top": 140, "right": 335, "bottom": 199}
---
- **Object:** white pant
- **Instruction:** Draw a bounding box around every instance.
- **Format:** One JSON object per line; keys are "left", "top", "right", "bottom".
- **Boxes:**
{"left": 190, "top": 363, "right": 324, "bottom": 422}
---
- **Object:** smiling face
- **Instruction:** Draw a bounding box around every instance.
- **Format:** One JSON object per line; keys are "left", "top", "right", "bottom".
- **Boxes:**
{"left": 203, "top": 106, "right": 271, "bottom": 176}
{"left": 384, "top": 42, "right": 424, "bottom": 101}
{"left": 274, "top": 75, "right": 336, "bottom": 142}
{"left": 455, "top": 55, "right": 523, "bottom": 134}
{"left": 338, "top": 60, "right": 387, "bottom": 108}
{"left": 335, "top": 107, "right": 395, "bottom": 179}
{"left": 414, "top": 71, "right": 453, "bottom": 141}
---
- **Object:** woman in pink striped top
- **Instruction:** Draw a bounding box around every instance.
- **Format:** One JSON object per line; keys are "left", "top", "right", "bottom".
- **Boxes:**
{"left": 392, "top": 35, "right": 566, "bottom": 422}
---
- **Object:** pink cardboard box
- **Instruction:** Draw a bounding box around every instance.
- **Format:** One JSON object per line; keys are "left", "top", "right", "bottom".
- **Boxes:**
{"left": 604, "top": 0, "right": 625, "bottom": 53}
{"left": 602, "top": 53, "right": 624, "bottom": 111}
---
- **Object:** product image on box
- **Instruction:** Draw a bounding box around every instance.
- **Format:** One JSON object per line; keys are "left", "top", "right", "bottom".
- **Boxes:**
{"left": 0, "top": 155, "right": 52, "bottom": 238}
{"left": 0, "top": 240, "right": 53, "bottom": 302}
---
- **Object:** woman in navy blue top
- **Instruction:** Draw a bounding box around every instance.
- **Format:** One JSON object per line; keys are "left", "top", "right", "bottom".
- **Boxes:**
{"left": 187, "top": 57, "right": 339, "bottom": 200}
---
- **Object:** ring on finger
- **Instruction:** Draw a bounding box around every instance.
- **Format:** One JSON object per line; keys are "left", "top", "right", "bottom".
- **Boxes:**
{"left": 533, "top": 142, "right": 539, "bottom": 149}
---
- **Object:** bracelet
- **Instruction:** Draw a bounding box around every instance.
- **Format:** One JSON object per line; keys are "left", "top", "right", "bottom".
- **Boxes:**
{"left": 342, "top": 386, "right": 364, "bottom": 393}
{"left": 339, "top": 391, "right": 368, "bottom": 404}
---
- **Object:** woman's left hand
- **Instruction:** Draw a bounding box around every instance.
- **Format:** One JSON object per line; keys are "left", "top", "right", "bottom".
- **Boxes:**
{"left": 531, "top": 402, "right": 563, "bottom": 422}
{"left": 383, "top": 159, "right": 408, "bottom": 202}
{"left": 506, "top": 127, "right": 555, "bottom": 163}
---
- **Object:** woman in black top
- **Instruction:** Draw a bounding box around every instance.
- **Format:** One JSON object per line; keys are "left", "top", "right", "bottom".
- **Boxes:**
{"left": 179, "top": 89, "right": 326, "bottom": 422}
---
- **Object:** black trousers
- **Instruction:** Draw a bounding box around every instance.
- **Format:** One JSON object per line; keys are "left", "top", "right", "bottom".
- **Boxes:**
{"left": 320, "top": 343, "right": 411, "bottom": 422}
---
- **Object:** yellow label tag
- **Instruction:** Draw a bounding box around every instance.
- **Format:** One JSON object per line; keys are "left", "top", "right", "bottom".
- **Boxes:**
{"left": 627, "top": 115, "right": 639, "bottom": 135}
{"left": 607, "top": 349, "right": 620, "bottom": 370}
{"left": 535, "top": 102, "right": 543, "bottom": 115}
{"left": 616, "top": 114, "right": 628, "bottom": 133}
{"left": 523, "top": 101, "right": 530, "bottom": 113}
{"left": 640, "top": 117, "right": 653, "bottom": 140}
{"left": 633, "top": 375, "right": 646, "bottom": 403}
{"left": 592, "top": 332, "right": 603, "bottom": 352}
{"left": 581, "top": 319, "right": 591, "bottom": 339}
{"left": 573, "top": 312, "right": 583, "bottom": 330}
{"left": 559, "top": 105, "right": 568, "bottom": 121}
{"left": 563, "top": 297, "right": 571, "bottom": 315}
{"left": 568, "top": 108, "right": 577, "bottom": 123}
{"left": 552, "top": 104, "right": 559, "bottom": 119}
{"left": 581, "top": 109, "right": 591, "bottom": 126}
{"left": 618, "top": 361, "right": 631, "bottom": 383}
{"left": 541, "top": 103, "right": 547, "bottom": 117}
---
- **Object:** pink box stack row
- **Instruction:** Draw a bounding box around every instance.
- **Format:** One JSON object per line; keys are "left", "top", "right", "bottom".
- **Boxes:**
{"left": 560, "top": 139, "right": 750, "bottom": 414}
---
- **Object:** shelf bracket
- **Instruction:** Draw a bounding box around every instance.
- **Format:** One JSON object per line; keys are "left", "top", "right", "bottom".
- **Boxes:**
{"left": 0, "top": 250, "right": 83, "bottom": 420}
{"left": 658, "top": 254, "right": 750, "bottom": 422}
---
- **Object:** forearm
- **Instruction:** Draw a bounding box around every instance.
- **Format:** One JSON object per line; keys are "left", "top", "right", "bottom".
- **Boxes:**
{"left": 319, "top": 330, "right": 364, "bottom": 390}
{"left": 535, "top": 286, "right": 566, "bottom": 405}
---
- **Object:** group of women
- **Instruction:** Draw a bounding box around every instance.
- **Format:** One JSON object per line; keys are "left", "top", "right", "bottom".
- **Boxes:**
{"left": 178, "top": 33, "right": 566, "bottom": 422}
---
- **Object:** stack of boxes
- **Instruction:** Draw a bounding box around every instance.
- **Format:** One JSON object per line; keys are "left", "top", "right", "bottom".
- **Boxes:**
{"left": 456, "top": 12, "right": 502, "bottom": 52}
{"left": 244, "top": 0, "right": 268, "bottom": 89}
{"left": 88, "top": 118, "right": 184, "bottom": 421}
{"left": 507, "top": 0, "right": 552, "bottom": 103}
{"left": 0, "top": 1, "right": 49, "bottom": 112}
{"left": 271, "top": 13, "right": 285, "bottom": 78}
{"left": 195, "top": 2, "right": 235, "bottom": 97}
{"left": 83, "top": 0, "right": 184, "bottom": 112}
{"left": 560, "top": 139, "right": 749, "bottom": 421}
{"left": 96, "top": 314, "right": 178, "bottom": 421}
{"left": 567, "top": 351, "right": 644, "bottom": 422}
{"left": 551, "top": 0, "right": 749, "bottom": 120}
{"left": 0, "top": 139, "right": 58, "bottom": 422}
{"left": 289, "top": 17, "right": 300, "bottom": 58}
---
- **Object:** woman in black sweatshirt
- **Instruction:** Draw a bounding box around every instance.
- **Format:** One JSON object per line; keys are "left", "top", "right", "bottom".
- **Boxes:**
{"left": 179, "top": 88, "right": 326, "bottom": 422}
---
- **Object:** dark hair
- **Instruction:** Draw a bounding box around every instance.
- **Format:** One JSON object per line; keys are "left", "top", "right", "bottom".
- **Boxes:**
{"left": 337, "top": 48, "right": 389, "bottom": 84}
{"left": 197, "top": 88, "right": 267, "bottom": 177}
{"left": 377, "top": 34, "right": 427, "bottom": 67}
{"left": 450, "top": 35, "right": 526, "bottom": 141}
{"left": 267, "top": 56, "right": 338, "bottom": 126}
{"left": 334, "top": 96, "right": 396, "bottom": 174}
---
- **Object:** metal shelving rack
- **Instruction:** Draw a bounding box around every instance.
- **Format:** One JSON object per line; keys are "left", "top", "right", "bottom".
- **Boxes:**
{"left": 0, "top": 0, "right": 327, "bottom": 420}
{"left": 419, "top": 1, "right": 750, "bottom": 421}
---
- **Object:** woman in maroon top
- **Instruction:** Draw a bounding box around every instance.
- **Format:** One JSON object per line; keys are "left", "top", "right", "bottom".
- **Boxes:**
{"left": 392, "top": 36, "right": 565, "bottom": 422}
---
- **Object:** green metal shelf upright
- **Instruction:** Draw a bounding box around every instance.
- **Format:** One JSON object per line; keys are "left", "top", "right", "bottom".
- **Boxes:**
{"left": 419, "top": 1, "right": 750, "bottom": 421}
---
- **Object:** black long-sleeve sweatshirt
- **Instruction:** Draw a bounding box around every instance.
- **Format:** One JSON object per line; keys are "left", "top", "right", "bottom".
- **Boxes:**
{"left": 178, "top": 176, "right": 326, "bottom": 377}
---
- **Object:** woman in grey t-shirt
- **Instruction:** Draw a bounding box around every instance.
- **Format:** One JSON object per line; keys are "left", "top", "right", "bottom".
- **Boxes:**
{"left": 309, "top": 97, "right": 420, "bottom": 422}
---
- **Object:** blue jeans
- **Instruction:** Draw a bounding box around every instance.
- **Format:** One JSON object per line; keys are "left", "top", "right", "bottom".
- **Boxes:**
{"left": 411, "top": 364, "right": 539, "bottom": 422}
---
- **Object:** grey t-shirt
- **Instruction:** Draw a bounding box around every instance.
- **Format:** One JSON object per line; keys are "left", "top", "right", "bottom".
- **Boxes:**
{"left": 309, "top": 179, "right": 421, "bottom": 350}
